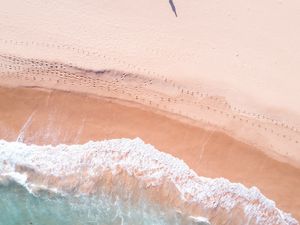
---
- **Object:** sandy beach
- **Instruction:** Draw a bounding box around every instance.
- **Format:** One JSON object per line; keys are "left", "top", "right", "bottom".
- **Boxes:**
{"left": 0, "top": 0, "right": 300, "bottom": 224}
{"left": 0, "top": 0, "right": 299, "bottom": 165}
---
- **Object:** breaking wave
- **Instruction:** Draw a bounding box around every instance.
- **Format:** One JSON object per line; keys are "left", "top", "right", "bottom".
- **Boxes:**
{"left": 0, "top": 138, "right": 298, "bottom": 225}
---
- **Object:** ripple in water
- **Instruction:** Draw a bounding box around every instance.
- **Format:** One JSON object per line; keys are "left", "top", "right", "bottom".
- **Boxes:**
{"left": 0, "top": 180, "right": 207, "bottom": 225}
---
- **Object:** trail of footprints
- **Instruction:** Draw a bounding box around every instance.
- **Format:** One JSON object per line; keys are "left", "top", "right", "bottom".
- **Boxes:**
{"left": 0, "top": 51, "right": 299, "bottom": 147}
{"left": 0, "top": 37, "right": 295, "bottom": 130}
{"left": 0, "top": 35, "right": 192, "bottom": 67}
{"left": 0, "top": 37, "right": 200, "bottom": 80}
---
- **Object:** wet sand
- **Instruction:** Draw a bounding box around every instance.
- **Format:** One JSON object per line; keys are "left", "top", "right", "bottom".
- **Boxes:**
{"left": 0, "top": 86, "right": 299, "bottom": 220}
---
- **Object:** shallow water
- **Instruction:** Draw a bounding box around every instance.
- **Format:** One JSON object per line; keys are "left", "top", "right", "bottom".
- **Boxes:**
{"left": 0, "top": 180, "right": 202, "bottom": 225}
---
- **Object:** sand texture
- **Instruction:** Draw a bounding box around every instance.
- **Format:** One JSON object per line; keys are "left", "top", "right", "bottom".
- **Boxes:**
{"left": 0, "top": 55, "right": 299, "bottom": 167}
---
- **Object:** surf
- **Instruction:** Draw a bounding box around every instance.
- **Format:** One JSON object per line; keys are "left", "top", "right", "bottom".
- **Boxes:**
{"left": 0, "top": 138, "right": 297, "bottom": 225}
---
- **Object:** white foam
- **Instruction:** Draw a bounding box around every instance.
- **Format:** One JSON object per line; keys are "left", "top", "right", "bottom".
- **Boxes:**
{"left": 0, "top": 138, "right": 298, "bottom": 225}
{"left": 189, "top": 216, "right": 210, "bottom": 224}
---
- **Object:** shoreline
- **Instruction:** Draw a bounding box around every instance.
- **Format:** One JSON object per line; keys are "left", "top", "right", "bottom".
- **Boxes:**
{"left": 0, "top": 85, "right": 299, "bottom": 220}
{"left": 0, "top": 138, "right": 297, "bottom": 225}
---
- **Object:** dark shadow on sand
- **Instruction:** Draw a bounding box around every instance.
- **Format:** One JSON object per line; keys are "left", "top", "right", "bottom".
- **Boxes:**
{"left": 169, "top": 0, "right": 178, "bottom": 17}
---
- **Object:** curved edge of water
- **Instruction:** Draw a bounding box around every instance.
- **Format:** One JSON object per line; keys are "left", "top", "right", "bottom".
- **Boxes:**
{"left": 0, "top": 138, "right": 298, "bottom": 225}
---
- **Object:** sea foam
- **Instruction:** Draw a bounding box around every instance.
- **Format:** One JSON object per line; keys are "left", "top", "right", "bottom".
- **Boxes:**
{"left": 0, "top": 138, "right": 298, "bottom": 225}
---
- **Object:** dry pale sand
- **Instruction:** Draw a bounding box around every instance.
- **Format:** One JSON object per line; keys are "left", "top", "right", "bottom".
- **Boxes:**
{"left": 0, "top": 0, "right": 299, "bottom": 122}
{"left": 0, "top": 86, "right": 299, "bottom": 220}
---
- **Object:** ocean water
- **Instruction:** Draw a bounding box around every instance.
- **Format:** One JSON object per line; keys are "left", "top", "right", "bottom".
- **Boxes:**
{"left": 0, "top": 138, "right": 297, "bottom": 225}
{"left": 0, "top": 180, "right": 201, "bottom": 225}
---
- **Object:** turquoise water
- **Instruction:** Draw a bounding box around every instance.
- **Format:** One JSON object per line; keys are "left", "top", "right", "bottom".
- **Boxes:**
{"left": 0, "top": 181, "right": 193, "bottom": 225}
